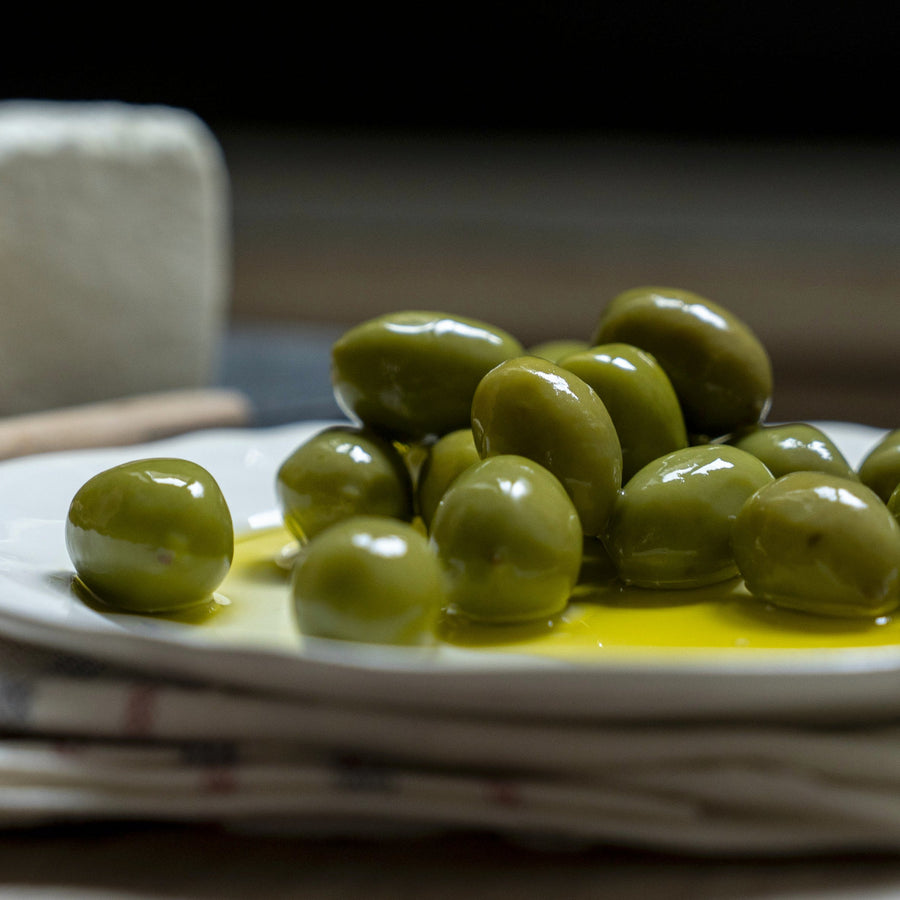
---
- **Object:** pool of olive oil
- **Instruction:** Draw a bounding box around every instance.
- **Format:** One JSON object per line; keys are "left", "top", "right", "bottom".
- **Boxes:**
{"left": 186, "top": 526, "right": 900, "bottom": 659}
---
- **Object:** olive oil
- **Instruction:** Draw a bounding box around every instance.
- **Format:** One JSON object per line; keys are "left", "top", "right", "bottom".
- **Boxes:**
{"left": 194, "top": 527, "right": 900, "bottom": 657}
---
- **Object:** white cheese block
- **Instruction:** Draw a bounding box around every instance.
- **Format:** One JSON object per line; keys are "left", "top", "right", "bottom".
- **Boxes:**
{"left": 0, "top": 101, "right": 231, "bottom": 415}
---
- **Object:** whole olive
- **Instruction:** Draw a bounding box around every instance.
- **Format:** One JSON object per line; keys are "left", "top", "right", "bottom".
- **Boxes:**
{"left": 292, "top": 516, "right": 444, "bottom": 645}
{"left": 331, "top": 310, "right": 523, "bottom": 439}
{"left": 730, "top": 422, "right": 857, "bottom": 481}
{"left": 858, "top": 429, "right": 900, "bottom": 503}
{"left": 416, "top": 428, "right": 480, "bottom": 530}
{"left": 66, "top": 458, "right": 233, "bottom": 613}
{"left": 604, "top": 445, "right": 774, "bottom": 588}
{"left": 276, "top": 425, "right": 413, "bottom": 543}
{"left": 560, "top": 343, "right": 688, "bottom": 483}
{"left": 733, "top": 472, "right": 900, "bottom": 617}
{"left": 592, "top": 286, "right": 773, "bottom": 438}
{"left": 470, "top": 356, "right": 622, "bottom": 536}
{"left": 429, "top": 455, "right": 583, "bottom": 623}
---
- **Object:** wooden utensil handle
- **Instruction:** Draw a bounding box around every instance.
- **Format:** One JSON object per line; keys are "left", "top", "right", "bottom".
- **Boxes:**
{"left": 0, "top": 389, "right": 253, "bottom": 460}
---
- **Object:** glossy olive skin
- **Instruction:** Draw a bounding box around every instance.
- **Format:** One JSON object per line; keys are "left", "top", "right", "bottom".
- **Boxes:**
{"left": 429, "top": 455, "right": 583, "bottom": 623}
{"left": 526, "top": 339, "right": 591, "bottom": 363}
{"left": 733, "top": 472, "right": 900, "bottom": 617}
{"left": 730, "top": 423, "right": 857, "bottom": 481}
{"left": 66, "top": 458, "right": 233, "bottom": 613}
{"left": 292, "top": 516, "right": 444, "bottom": 645}
{"left": 560, "top": 343, "right": 688, "bottom": 483}
{"left": 416, "top": 428, "right": 480, "bottom": 530}
{"left": 471, "top": 356, "right": 623, "bottom": 536}
{"left": 858, "top": 429, "right": 900, "bottom": 503}
{"left": 331, "top": 310, "right": 523, "bottom": 439}
{"left": 592, "top": 287, "right": 773, "bottom": 438}
{"left": 888, "top": 482, "right": 900, "bottom": 526}
{"left": 604, "top": 445, "right": 774, "bottom": 588}
{"left": 276, "top": 425, "right": 413, "bottom": 543}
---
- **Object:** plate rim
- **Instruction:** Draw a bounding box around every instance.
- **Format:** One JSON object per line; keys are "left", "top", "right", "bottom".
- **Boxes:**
{"left": 0, "top": 418, "right": 898, "bottom": 722}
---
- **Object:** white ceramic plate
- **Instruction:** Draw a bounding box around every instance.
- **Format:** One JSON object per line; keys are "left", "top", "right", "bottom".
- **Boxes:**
{"left": 1, "top": 419, "right": 899, "bottom": 723}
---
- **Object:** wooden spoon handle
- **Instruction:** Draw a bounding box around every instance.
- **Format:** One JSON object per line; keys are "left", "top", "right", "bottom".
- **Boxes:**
{"left": 0, "top": 388, "right": 253, "bottom": 460}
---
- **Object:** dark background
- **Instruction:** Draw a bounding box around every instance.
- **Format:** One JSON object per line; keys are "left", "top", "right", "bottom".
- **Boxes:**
{"left": 4, "top": 5, "right": 898, "bottom": 143}
{"left": 4, "top": 7, "right": 898, "bottom": 427}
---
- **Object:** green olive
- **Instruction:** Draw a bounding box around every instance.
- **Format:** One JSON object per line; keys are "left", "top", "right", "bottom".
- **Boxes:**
{"left": 470, "top": 356, "right": 622, "bottom": 536}
{"left": 526, "top": 339, "right": 591, "bottom": 363}
{"left": 292, "top": 516, "right": 444, "bottom": 645}
{"left": 592, "top": 286, "right": 773, "bottom": 438}
{"left": 429, "top": 455, "right": 583, "bottom": 623}
{"left": 331, "top": 310, "right": 523, "bottom": 439}
{"left": 276, "top": 425, "right": 413, "bottom": 543}
{"left": 416, "top": 428, "right": 480, "bottom": 530}
{"left": 730, "top": 422, "right": 857, "bottom": 480}
{"left": 604, "top": 445, "right": 774, "bottom": 588}
{"left": 888, "top": 482, "right": 900, "bottom": 526}
{"left": 858, "top": 429, "right": 900, "bottom": 503}
{"left": 733, "top": 472, "right": 900, "bottom": 617}
{"left": 66, "top": 458, "right": 233, "bottom": 613}
{"left": 560, "top": 343, "right": 688, "bottom": 483}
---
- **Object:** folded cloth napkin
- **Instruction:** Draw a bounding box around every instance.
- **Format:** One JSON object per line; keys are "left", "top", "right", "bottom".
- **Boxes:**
{"left": 2, "top": 631, "right": 900, "bottom": 855}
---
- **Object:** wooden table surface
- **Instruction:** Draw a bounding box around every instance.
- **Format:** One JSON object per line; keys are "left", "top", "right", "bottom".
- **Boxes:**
{"left": 4, "top": 822, "right": 900, "bottom": 899}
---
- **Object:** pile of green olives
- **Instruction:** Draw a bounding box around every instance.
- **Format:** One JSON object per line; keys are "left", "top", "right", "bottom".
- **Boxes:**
{"left": 66, "top": 290, "right": 900, "bottom": 637}
{"left": 282, "top": 293, "right": 900, "bottom": 638}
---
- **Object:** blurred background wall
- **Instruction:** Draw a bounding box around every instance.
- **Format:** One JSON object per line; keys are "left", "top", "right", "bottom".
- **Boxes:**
{"left": 3, "top": 5, "right": 898, "bottom": 425}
